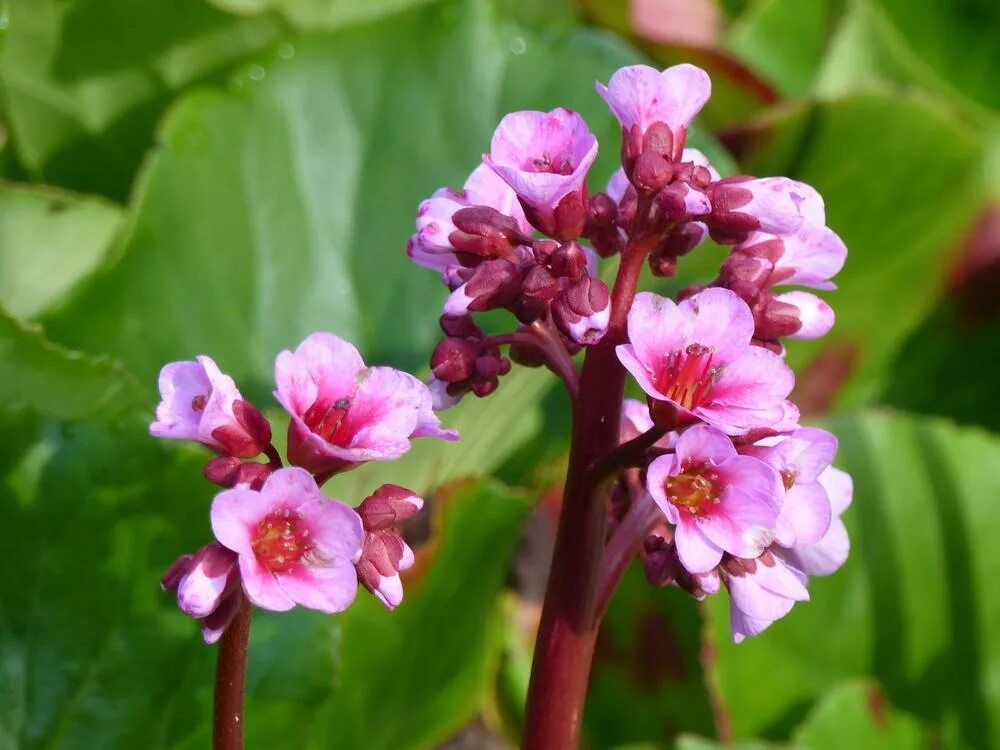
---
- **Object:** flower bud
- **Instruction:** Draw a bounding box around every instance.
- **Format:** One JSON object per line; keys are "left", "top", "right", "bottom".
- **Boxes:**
{"left": 549, "top": 241, "right": 589, "bottom": 281}
{"left": 431, "top": 336, "right": 479, "bottom": 382}
{"left": 632, "top": 151, "right": 673, "bottom": 192}
{"left": 552, "top": 277, "right": 611, "bottom": 345}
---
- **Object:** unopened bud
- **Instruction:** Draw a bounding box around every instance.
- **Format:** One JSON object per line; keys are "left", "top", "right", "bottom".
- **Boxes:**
{"left": 551, "top": 190, "right": 587, "bottom": 241}
{"left": 549, "top": 241, "right": 588, "bottom": 281}
{"left": 431, "top": 337, "right": 479, "bottom": 382}
{"left": 633, "top": 151, "right": 673, "bottom": 192}
{"left": 357, "top": 484, "right": 423, "bottom": 532}
{"left": 522, "top": 265, "right": 560, "bottom": 300}
{"left": 439, "top": 313, "right": 480, "bottom": 339}
{"left": 641, "top": 121, "right": 675, "bottom": 158}
{"left": 552, "top": 277, "right": 611, "bottom": 345}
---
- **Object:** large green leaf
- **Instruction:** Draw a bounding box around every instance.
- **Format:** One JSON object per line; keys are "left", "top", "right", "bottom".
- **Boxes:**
{"left": 0, "top": 0, "right": 285, "bottom": 199}
{"left": 730, "top": 92, "right": 989, "bottom": 407}
{"left": 0, "top": 184, "right": 124, "bottom": 319}
{"left": 208, "top": 0, "right": 436, "bottom": 30}
{"left": 43, "top": 0, "right": 659, "bottom": 388}
{"left": 0, "top": 307, "right": 141, "bottom": 418}
{"left": 704, "top": 410, "right": 1000, "bottom": 749}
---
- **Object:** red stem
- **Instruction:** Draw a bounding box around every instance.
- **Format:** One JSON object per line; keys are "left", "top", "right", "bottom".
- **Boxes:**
{"left": 213, "top": 597, "right": 252, "bottom": 750}
{"left": 522, "top": 238, "right": 653, "bottom": 749}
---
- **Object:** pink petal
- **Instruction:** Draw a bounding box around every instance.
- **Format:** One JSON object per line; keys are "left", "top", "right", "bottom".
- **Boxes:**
{"left": 294, "top": 495, "right": 364, "bottom": 564}
{"left": 674, "top": 518, "right": 724, "bottom": 573}
{"left": 622, "top": 292, "right": 688, "bottom": 375}
{"left": 698, "top": 456, "right": 781, "bottom": 558}
{"left": 674, "top": 423, "right": 736, "bottom": 466}
{"left": 463, "top": 163, "right": 530, "bottom": 234}
{"left": 150, "top": 360, "right": 213, "bottom": 442}
{"left": 338, "top": 367, "right": 424, "bottom": 459}
{"left": 275, "top": 561, "right": 359, "bottom": 613}
{"left": 239, "top": 556, "right": 295, "bottom": 611}
{"left": 728, "top": 573, "right": 796, "bottom": 622}
{"left": 730, "top": 605, "right": 778, "bottom": 643}
{"left": 274, "top": 333, "right": 365, "bottom": 417}
{"left": 773, "top": 223, "right": 846, "bottom": 289}
{"left": 783, "top": 517, "right": 850, "bottom": 576}
{"left": 596, "top": 64, "right": 711, "bottom": 134}
{"left": 678, "top": 287, "right": 755, "bottom": 364}
{"left": 176, "top": 543, "right": 238, "bottom": 618}
{"left": 707, "top": 345, "right": 795, "bottom": 410}
{"left": 819, "top": 466, "right": 853, "bottom": 515}
{"left": 646, "top": 456, "right": 681, "bottom": 525}
{"left": 682, "top": 147, "right": 721, "bottom": 181}
{"left": 605, "top": 168, "right": 630, "bottom": 203}
{"left": 210, "top": 486, "right": 275, "bottom": 556}
{"left": 369, "top": 572, "right": 405, "bottom": 610}
{"left": 616, "top": 343, "right": 669, "bottom": 402}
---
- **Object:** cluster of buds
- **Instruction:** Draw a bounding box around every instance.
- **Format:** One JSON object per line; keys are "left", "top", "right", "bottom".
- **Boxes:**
{"left": 406, "top": 59, "right": 851, "bottom": 641}
{"left": 152, "top": 333, "right": 457, "bottom": 642}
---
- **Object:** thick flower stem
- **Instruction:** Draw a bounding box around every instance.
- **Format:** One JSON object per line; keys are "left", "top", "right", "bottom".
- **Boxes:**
{"left": 214, "top": 598, "right": 252, "bottom": 750}
{"left": 523, "top": 240, "right": 652, "bottom": 750}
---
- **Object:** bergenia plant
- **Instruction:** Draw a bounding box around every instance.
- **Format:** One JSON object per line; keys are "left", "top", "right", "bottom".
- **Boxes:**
{"left": 155, "top": 62, "right": 850, "bottom": 750}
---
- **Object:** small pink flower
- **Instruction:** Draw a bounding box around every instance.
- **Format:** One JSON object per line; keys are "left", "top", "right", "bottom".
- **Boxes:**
{"left": 275, "top": 333, "right": 457, "bottom": 475}
{"left": 211, "top": 468, "right": 365, "bottom": 613}
{"left": 596, "top": 64, "right": 711, "bottom": 150}
{"left": 354, "top": 484, "right": 423, "bottom": 610}
{"left": 726, "top": 550, "right": 810, "bottom": 643}
{"left": 161, "top": 542, "right": 241, "bottom": 644}
{"left": 150, "top": 356, "right": 270, "bottom": 458}
{"left": 485, "top": 108, "right": 598, "bottom": 236}
{"left": 617, "top": 288, "right": 794, "bottom": 434}
{"left": 781, "top": 466, "right": 852, "bottom": 576}
{"left": 646, "top": 424, "right": 782, "bottom": 573}
{"left": 742, "top": 428, "right": 837, "bottom": 548}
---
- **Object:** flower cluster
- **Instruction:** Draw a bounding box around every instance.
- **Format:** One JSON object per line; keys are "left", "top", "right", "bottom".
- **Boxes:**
{"left": 153, "top": 334, "right": 456, "bottom": 642}
{"left": 409, "top": 62, "right": 851, "bottom": 640}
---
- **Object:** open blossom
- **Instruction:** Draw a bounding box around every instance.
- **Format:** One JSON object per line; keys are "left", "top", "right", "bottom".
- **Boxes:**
{"left": 726, "top": 464, "right": 852, "bottom": 641}
{"left": 150, "top": 356, "right": 270, "bottom": 458}
{"left": 596, "top": 64, "right": 711, "bottom": 158}
{"left": 646, "top": 424, "right": 782, "bottom": 573}
{"left": 211, "top": 468, "right": 364, "bottom": 613}
{"left": 485, "top": 108, "right": 598, "bottom": 238}
{"left": 275, "top": 332, "right": 457, "bottom": 475}
{"left": 617, "top": 288, "right": 794, "bottom": 434}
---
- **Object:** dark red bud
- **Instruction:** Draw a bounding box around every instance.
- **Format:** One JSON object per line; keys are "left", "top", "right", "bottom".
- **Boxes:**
{"left": 211, "top": 424, "right": 260, "bottom": 460}
{"left": 431, "top": 336, "right": 479, "bottom": 382}
{"left": 532, "top": 239, "right": 560, "bottom": 264}
{"left": 448, "top": 230, "right": 512, "bottom": 258}
{"left": 464, "top": 259, "right": 522, "bottom": 312}
{"left": 205, "top": 455, "right": 242, "bottom": 487}
{"left": 232, "top": 400, "right": 271, "bottom": 453}
{"left": 549, "top": 241, "right": 588, "bottom": 280}
{"left": 643, "top": 535, "right": 682, "bottom": 588}
{"left": 161, "top": 554, "right": 194, "bottom": 591}
{"left": 511, "top": 294, "right": 546, "bottom": 324}
{"left": 358, "top": 484, "right": 422, "bottom": 531}
{"left": 234, "top": 462, "right": 270, "bottom": 490}
{"left": 439, "top": 313, "right": 480, "bottom": 339}
{"left": 452, "top": 206, "right": 524, "bottom": 241}
{"left": 522, "top": 264, "right": 560, "bottom": 300}
{"left": 588, "top": 192, "right": 618, "bottom": 225}
{"left": 552, "top": 190, "right": 587, "bottom": 241}
{"left": 633, "top": 151, "right": 673, "bottom": 192}
{"left": 617, "top": 184, "right": 639, "bottom": 226}
{"left": 689, "top": 165, "right": 712, "bottom": 189}
{"left": 641, "top": 121, "right": 675, "bottom": 158}
{"left": 648, "top": 397, "right": 699, "bottom": 432}
{"left": 754, "top": 297, "right": 803, "bottom": 340}
{"left": 655, "top": 184, "right": 691, "bottom": 222}
{"left": 648, "top": 248, "right": 678, "bottom": 277}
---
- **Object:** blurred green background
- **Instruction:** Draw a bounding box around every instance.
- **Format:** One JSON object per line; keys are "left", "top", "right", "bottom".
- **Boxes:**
{"left": 1, "top": 0, "right": 999, "bottom": 747}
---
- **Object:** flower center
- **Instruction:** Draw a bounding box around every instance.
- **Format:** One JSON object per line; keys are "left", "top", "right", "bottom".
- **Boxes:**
{"left": 666, "top": 462, "right": 721, "bottom": 515}
{"left": 656, "top": 343, "right": 717, "bottom": 410}
{"left": 191, "top": 394, "right": 208, "bottom": 412}
{"left": 302, "top": 397, "right": 354, "bottom": 445}
{"left": 530, "top": 150, "right": 575, "bottom": 175}
{"left": 252, "top": 509, "right": 312, "bottom": 572}
{"left": 780, "top": 469, "right": 796, "bottom": 491}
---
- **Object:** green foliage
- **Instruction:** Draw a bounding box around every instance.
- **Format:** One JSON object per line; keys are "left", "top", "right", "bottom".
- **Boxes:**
{"left": 0, "top": 183, "right": 123, "bottom": 319}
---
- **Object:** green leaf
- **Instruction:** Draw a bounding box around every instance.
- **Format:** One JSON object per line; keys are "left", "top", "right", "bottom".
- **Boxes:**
{"left": 0, "top": 184, "right": 124, "bottom": 319}
{"left": 704, "top": 410, "right": 1000, "bottom": 749}
{"left": 42, "top": 0, "right": 667, "bottom": 388}
{"left": 675, "top": 736, "right": 788, "bottom": 750}
{"left": 724, "top": 0, "right": 832, "bottom": 97}
{"left": 792, "top": 680, "right": 929, "bottom": 750}
{"left": 0, "top": 0, "right": 285, "bottom": 199}
{"left": 730, "top": 91, "right": 989, "bottom": 407}
{"left": 0, "top": 307, "right": 141, "bottom": 418}
{"left": 209, "top": 0, "right": 437, "bottom": 30}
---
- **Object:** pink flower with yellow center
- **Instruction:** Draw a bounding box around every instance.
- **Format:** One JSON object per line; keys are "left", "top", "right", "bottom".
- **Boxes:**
{"left": 646, "top": 424, "right": 782, "bottom": 573}
{"left": 211, "top": 468, "right": 364, "bottom": 613}
{"left": 617, "top": 288, "right": 794, "bottom": 434}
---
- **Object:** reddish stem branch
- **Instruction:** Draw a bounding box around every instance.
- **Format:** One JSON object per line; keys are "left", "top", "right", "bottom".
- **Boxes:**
{"left": 595, "top": 492, "right": 663, "bottom": 621}
{"left": 522, "top": 237, "right": 654, "bottom": 750}
{"left": 584, "top": 425, "right": 667, "bottom": 489}
{"left": 214, "top": 597, "right": 252, "bottom": 750}
{"left": 484, "top": 326, "right": 581, "bottom": 398}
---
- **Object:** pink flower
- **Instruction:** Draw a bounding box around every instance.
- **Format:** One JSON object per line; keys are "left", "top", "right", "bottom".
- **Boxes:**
{"left": 617, "top": 288, "right": 794, "bottom": 434}
{"left": 485, "top": 108, "right": 598, "bottom": 237}
{"left": 150, "top": 356, "right": 270, "bottom": 458}
{"left": 774, "top": 291, "right": 835, "bottom": 340}
{"left": 646, "top": 424, "right": 782, "bottom": 573}
{"left": 596, "top": 64, "right": 711, "bottom": 152}
{"left": 742, "top": 428, "right": 837, "bottom": 548}
{"left": 274, "top": 333, "right": 458, "bottom": 475}
{"left": 354, "top": 484, "right": 423, "bottom": 609}
{"left": 781, "top": 466, "right": 852, "bottom": 576}
{"left": 161, "top": 542, "right": 242, "bottom": 644}
{"left": 211, "top": 468, "right": 365, "bottom": 613}
{"left": 725, "top": 550, "right": 810, "bottom": 643}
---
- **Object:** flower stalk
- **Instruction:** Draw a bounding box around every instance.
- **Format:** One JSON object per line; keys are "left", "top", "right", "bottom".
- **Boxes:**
{"left": 213, "top": 596, "right": 251, "bottom": 750}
